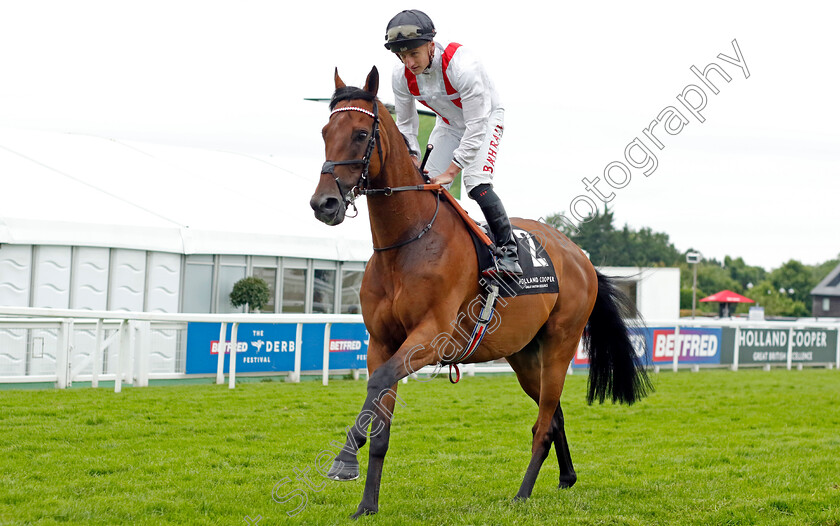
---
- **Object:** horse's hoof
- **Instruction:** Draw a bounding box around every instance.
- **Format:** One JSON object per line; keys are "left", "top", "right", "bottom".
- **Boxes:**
{"left": 327, "top": 459, "right": 359, "bottom": 481}
{"left": 350, "top": 505, "right": 378, "bottom": 519}
{"left": 558, "top": 473, "right": 577, "bottom": 489}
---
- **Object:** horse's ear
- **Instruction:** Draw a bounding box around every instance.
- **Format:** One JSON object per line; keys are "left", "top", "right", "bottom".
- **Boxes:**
{"left": 334, "top": 68, "right": 346, "bottom": 89}
{"left": 364, "top": 66, "right": 379, "bottom": 96}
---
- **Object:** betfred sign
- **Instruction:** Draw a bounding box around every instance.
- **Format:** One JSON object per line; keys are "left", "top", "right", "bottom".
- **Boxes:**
{"left": 210, "top": 341, "right": 250, "bottom": 354}
{"left": 573, "top": 326, "right": 721, "bottom": 366}
{"left": 326, "top": 325, "right": 369, "bottom": 369}
{"left": 329, "top": 339, "right": 363, "bottom": 352}
{"left": 651, "top": 328, "right": 721, "bottom": 364}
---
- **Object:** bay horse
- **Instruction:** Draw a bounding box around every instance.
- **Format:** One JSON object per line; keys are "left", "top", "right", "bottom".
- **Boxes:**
{"left": 310, "top": 66, "right": 650, "bottom": 519}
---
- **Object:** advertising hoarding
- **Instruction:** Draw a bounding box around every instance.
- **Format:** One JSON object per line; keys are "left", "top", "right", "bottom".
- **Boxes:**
{"left": 185, "top": 322, "right": 368, "bottom": 374}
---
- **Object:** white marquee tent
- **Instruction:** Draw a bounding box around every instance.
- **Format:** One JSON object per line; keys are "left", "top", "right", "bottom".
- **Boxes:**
{"left": 0, "top": 125, "right": 373, "bottom": 260}
{"left": 0, "top": 125, "right": 374, "bottom": 315}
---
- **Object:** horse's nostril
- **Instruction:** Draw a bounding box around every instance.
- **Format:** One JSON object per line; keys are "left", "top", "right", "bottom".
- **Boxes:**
{"left": 322, "top": 197, "right": 340, "bottom": 213}
{"left": 310, "top": 194, "right": 339, "bottom": 214}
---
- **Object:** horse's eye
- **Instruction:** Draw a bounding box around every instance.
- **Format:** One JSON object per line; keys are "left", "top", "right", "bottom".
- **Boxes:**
{"left": 356, "top": 131, "right": 368, "bottom": 141}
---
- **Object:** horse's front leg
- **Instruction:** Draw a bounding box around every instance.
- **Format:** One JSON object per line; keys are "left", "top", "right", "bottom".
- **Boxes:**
{"left": 351, "top": 376, "right": 400, "bottom": 518}
{"left": 327, "top": 339, "right": 393, "bottom": 482}
{"left": 334, "top": 335, "right": 438, "bottom": 519}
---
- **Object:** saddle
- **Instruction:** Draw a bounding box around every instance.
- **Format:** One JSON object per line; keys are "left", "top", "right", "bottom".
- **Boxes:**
{"left": 439, "top": 191, "right": 560, "bottom": 382}
{"left": 440, "top": 191, "right": 560, "bottom": 298}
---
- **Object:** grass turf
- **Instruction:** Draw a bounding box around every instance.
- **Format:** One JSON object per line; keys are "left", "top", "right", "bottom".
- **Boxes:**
{"left": 1, "top": 368, "right": 839, "bottom": 525}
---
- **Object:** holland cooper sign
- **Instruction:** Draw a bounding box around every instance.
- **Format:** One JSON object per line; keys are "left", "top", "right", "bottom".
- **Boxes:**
{"left": 737, "top": 328, "right": 836, "bottom": 364}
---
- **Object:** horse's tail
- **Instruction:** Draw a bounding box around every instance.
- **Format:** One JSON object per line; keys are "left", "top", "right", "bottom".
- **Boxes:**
{"left": 584, "top": 271, "right": 653, "bottom": 405}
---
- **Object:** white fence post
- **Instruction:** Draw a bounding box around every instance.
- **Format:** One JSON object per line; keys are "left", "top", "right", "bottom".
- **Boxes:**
{"left": 115, "top": 320, "right": 129, "bottom": 393}
{"left": 216, "top": 322, "right": 228, "bottom": 385}
{"left": 135, "top": 321, "right": 151, "bottom": 388}
{"left": 732, "top": 326, "right": 741, "bottom": 371}
{"left": 228, "top": 323, "right": 239, "bottom": 390}
{"left": 55, "top": 319, "right": 72, "bottom": 389}
{"left": 786, "top": 326, "right": 794, "bottom": 371}
{"left": 68, "top": 320, "right": 76, "bottom": 387}
{"left": 127, "top": 321, "right": 137, "bottom": 385}
{"left": 322, "top": 323, "right": 332, "bottom": 386}
{"left": 672, "top": 325, "right": 681, "bottom": 373}
{"left": 92, "top": 319, "right": 103, "bottom": 388}
{"left": 292, "top": 323, "right": 302, "bottom": 383}
{"left": 835, "top": 328, "right": 839, "bottom": 370}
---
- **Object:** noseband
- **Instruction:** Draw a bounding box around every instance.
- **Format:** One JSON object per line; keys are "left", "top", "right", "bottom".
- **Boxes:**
{"left": 320, "top": 102, "right": 383, "bottom": 217}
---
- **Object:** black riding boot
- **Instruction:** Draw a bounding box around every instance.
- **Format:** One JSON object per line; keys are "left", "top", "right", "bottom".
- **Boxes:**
{"left": 469, "top": 183, "right": 523, "bottom": 277}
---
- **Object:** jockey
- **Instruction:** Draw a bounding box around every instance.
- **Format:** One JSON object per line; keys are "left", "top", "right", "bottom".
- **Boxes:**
{"left": 385, "top": 9, "right": 523, "bottom": 278}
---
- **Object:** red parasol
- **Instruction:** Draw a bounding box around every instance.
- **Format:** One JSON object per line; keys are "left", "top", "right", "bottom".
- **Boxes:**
{"left": 699, "top": 290, "right": 755, "bottom": 303}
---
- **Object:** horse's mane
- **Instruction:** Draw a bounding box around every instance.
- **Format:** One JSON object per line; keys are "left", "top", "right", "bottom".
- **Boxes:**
{"left": 329, "top": 86, "right": 376, "bottom": 110}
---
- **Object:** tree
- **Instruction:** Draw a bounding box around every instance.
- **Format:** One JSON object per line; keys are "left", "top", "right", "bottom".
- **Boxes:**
{"left": 749, "top": 278, "right": 809, "bottom": 317}
{"left": 724, "top": 256, "right": 766, "bottom": 290}
{"left": 696, "top": 264, "right": 741, "bottom": 297}
{"left": 230, "top": 276, "right": 271, "bottom": 313}
{"left": 626, "top": 227, "right": 681, "bottom": 267}
{"left": 765, "top": 260, "right": 812, "bottom": 307}
{"left": 544, "top": 207, "right": 680, "bottom": 267}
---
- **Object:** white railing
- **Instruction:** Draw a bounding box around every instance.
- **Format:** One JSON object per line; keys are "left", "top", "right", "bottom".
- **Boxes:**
{"left": 0, "top": 316, "right": 171, "bottom": 390}
{"left": 642, "top": 318, "right": 840, "bottom": 372}
{"left": 0, "top": 306, "right": 364, "bottom": 391}
{"left": 1, "top": 307, "right": 837, "bottom": 391}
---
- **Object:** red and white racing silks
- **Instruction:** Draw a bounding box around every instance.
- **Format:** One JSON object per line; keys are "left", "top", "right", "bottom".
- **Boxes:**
{"left": 392, "top": 41, "right": 504, "bottom": 188}
{"left": 404, "top": 42, "right": 465, "bottom": 123}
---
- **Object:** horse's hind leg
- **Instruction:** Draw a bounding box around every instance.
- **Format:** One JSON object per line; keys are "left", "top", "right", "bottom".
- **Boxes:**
{"left": 552, "top": 403, "right": 576, "bottom": 488}
{"left": 506, "top": 338, "right": 541, "bottom": 405}
{"left": 507, "top": 336, "right": 577, "bottom": 498}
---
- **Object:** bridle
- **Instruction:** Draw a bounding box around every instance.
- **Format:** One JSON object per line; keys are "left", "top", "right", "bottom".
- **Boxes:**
{"left": 320, "top": 102, "right": 383, "bottom": 219}
{"left": 320, "top": 100, "right": 442, "bottom": 252}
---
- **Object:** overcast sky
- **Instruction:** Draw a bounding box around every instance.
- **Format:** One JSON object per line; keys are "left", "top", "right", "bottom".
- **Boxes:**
{"left": 1, "top": 1, "right": 838, "bottom": 270}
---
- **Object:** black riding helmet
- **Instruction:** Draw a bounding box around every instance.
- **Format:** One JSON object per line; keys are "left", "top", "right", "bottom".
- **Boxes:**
{"left": 384, "top": 9, "right": 436, "bottom": 52}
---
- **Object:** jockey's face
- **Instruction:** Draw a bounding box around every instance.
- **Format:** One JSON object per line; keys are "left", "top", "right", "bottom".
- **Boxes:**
{"left": 396, "top": 42, "right": 434, "bottom": 74}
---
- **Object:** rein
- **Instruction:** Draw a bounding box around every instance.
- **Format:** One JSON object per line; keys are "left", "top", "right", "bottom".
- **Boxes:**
{"left": 321, "top": 102, "right": 443, "bottom": 252}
